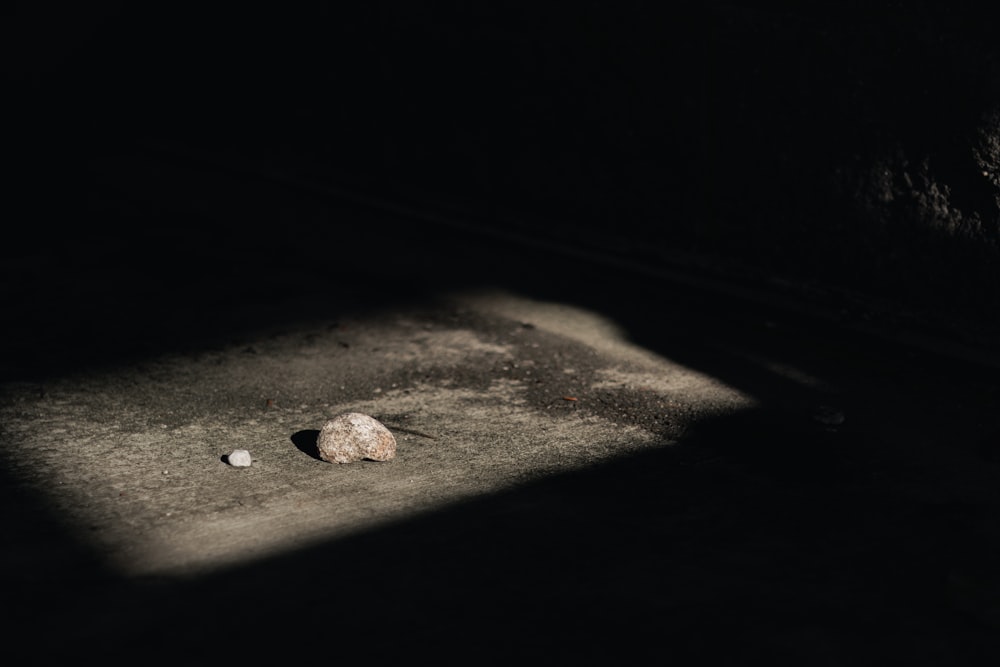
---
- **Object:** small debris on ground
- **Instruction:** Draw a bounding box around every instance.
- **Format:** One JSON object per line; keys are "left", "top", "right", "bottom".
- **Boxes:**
{"left": 813, "top": 405, "right": 846, "bottom": 427}
{"left": 227, "top": 449, "right": 252, "bottom": 467}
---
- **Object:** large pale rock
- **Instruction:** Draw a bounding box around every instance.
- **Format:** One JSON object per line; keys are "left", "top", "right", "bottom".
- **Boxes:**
{"left": 317, "top": 412, "right": 397, "bottom": 464}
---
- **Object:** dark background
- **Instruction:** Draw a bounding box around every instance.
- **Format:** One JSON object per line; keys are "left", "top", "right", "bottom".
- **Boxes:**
{"left": 4, "top": 6, "right": 1000, "bottom": 662}
{"left": 5, "top": 2, "right": 1000, "bottom": 367}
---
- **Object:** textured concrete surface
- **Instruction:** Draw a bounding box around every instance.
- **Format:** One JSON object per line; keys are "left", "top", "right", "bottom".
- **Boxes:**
{"left": 3, "top": 165, "right": 1000, "bottom": 663}
{"left": 2, "top": 287, "right": 752, "bottom": 579}
{"left": 7, "top": 5, "right": 1000, "bottom": 662}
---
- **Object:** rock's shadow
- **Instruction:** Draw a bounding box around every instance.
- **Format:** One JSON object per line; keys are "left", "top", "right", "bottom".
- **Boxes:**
{"left": 291, "top": 429, "right": 321, "bottom": 460}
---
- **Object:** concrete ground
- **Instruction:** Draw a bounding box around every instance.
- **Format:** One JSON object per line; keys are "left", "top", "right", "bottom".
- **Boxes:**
{"left": 3, "top": 150, "right": 1000, "bottom": 664}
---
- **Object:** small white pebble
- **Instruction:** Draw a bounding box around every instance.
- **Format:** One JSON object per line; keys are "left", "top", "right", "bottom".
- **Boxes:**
{"left": 228, "top": 449, "right": 252, "bottom": 467}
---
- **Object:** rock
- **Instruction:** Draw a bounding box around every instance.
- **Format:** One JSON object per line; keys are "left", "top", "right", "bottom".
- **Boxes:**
{"left": 228, "top": 449, "right": 252, "bottom": 467}
{"left": 317, "top": 412, "right": 396, "bottom": 464}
